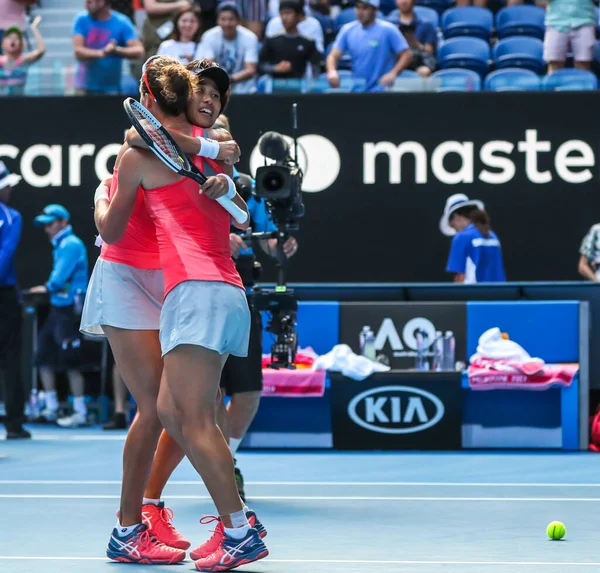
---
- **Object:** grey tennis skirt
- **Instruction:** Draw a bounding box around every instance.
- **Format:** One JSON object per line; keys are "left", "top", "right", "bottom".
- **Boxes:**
{"left": 80, "top": 258, "right": 164, "bottom": 337}
{"left": 159, "top": 280, "right": 250, "bottom": 358}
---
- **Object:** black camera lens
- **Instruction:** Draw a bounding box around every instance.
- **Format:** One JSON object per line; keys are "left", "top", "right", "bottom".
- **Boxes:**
{"left": 264, "top": 172, "right": 284, "bottom": 193}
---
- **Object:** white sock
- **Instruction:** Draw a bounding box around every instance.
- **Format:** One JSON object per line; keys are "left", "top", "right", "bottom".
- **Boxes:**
{"left": 143, "top": 497, "right": 160, "bottom": 506}
{"left": 229, "top": 437, "right": 242, "bottom": 457}
{"left": 224, "top": 524, "right": 250, "bottom": 539}
{"left": 73, "top": 396, "right": 87, "bottom": 416}
{"left": 243, "top": 505, "right": 250, "bottom": 515}
{"left": 45, "top": 391, "right": 58, "bottom": 412}
{"left": 229, "top": 508, "right": 249, "bottom": 528}
{"left": 115, "top": 520, "right": 140, "bottom": 537}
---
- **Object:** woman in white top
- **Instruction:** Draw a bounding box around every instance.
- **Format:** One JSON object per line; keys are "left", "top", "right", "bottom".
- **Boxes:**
{"left": 157, "top": 7, "right": 203, "bottom": 65}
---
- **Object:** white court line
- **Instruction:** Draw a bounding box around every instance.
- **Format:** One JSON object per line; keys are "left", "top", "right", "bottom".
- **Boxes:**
{"left": 1, "top": 557, "right": 600, "bottom": 566}
{"left": 1, "top": 480, "right": 600, "bottom": 487}
{"left": 2, "top": 494, "right": 600, "bottom": 501}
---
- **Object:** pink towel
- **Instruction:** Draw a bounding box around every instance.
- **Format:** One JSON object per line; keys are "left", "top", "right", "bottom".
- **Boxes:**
{"left": 468, "top": 359, "right": 578, "bottom": 391}
{"left": 261, "top": 368, "right": 326, "bottom": 398}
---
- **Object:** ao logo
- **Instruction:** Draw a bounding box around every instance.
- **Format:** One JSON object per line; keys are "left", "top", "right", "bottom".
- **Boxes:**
{"left": 374, "top": 317, "right": 437, "bottom": 356}
{"left": 249, "top": 134, "right": 340, "bottom": 193}
{"left": 348, "top": 386, "right": 445, "bottom": 434}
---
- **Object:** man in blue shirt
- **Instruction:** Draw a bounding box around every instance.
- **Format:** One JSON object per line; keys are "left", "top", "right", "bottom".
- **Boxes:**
{"left": 0, "top": 161, "right": 30, "bottom": 439}
{"left": 30, "top": 204, "right": 89, "bottom": 428}
{"left": 72, "top": 0, "right": 144, "bottom": 95}
{"left": 326, "top": 0, "right": 412, "bottom": 92}
{"left": 219, "top": 163, "right": 298, "bottom": 501}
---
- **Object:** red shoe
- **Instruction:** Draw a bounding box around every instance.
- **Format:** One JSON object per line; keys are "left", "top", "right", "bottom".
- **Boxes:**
{"left": 190, "top": 511, "right": 267, "bottom": 561}
{"left": 142, "top": 502, "right": 191, "bottom": 550}
{"left": 194, "top": 528, "right": 268, "bottom": 572}
{"left": 107, "top": 523, "right": 186, "bottom": 564}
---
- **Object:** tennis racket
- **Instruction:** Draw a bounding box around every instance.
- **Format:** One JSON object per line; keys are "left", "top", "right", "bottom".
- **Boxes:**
{"left": 123, "top": 98, "right": 248, "bottom": 224}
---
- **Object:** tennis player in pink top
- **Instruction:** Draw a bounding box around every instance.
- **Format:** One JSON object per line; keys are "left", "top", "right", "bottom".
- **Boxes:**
{"left": 96, "top": 58, "right": 268, "bottom": 571}
{"left": 85, "top": 56, "right": 242, "bottom": 565}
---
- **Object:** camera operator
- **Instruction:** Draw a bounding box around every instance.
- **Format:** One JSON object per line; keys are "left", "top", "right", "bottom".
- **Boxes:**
{"left": 215, "top": 116, "right": 298, "bottom": 501}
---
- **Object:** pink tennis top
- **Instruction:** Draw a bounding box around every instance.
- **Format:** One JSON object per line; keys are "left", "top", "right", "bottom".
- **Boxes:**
{"left": 143, "top": 151, "right": 243, "bottom": 298}
{"left": 100, "top": 168, "right": 161, "bottom": 269}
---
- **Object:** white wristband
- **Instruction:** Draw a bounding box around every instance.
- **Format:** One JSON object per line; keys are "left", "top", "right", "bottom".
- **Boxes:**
{"left": 94, "top": 183, "right": 109, "bottom": 205}
{"left": 197, "top": 136, "right": 220, "bottom": 160}
{"left": 216, "top": 173, "right": 236, "bottom": 199}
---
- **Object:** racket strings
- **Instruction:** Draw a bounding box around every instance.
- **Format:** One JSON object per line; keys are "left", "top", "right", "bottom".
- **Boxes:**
{"left": 133, "top": 111, "right": 186, "bottom": 168}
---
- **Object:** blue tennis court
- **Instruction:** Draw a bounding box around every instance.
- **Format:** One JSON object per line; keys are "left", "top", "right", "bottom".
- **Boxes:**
{"left": 2, "top": 425, "right": 600, "bottom": 572}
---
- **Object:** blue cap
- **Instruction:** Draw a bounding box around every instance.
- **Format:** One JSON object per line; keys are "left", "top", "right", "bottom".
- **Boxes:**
{"left": 34, "top": 204, "right": 70, "bottom": 227}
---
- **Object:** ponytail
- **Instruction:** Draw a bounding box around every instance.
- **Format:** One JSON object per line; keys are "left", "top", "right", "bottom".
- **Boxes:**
{"left": 470, "top": 208, "right": 492, "bottom": 238}
{"left": 140, "top": 56, "right": 193, "bottom": 117}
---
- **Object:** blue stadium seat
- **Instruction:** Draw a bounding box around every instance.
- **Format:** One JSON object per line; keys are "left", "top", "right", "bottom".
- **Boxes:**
{"left": 495, "top": 6, "right": 546, "bottom": 40}
{"left": 542, "top": 68, "right": 598, "bottom": 91}
{"left": 387, "top": 6, "right": 440, "bottom": 28}
{"left": 380, "top": 0, "right": 397, "bottom": 16}
{"left": 416, "top": 0, "right": 453, "bottom": 16}
{"left": 484, "top": 68, "right": 540, "bottom": 91}
{"left": 437, "top": 36, "right": 491, "bottom": 76}
{"left": 334, "top": 8, "right": 356, "bottom": 32}
{"left": 493, "top": 37, "right": 545, "bottom": 74}
{"left": 441, "top": 7, "right": 494, "bottom": 40}
{"left": 311, "top": 70, "right": 361, "bottom": 92}
{"left": 430, "top": 68, "right": 482, "bottom": 91}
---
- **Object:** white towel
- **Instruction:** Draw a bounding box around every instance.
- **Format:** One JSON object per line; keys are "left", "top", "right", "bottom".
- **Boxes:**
{"left": 312, "top": 344, "right": 390, "bottom": 381}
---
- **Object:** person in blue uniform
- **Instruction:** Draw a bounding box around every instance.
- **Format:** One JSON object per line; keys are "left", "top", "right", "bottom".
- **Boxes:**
{"left": 30, "top": 204, "right": 89, "bottom": 428}
{"left": 440, "top": 193, "right": 506, "bottom": 284}
{"left": 0, "top": 161, "right": 30, "bottom": 439}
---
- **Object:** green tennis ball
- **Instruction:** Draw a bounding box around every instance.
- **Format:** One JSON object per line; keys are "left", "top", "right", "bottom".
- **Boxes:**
{"left": 547, "top": 521, "right": 566, "bottom": 540}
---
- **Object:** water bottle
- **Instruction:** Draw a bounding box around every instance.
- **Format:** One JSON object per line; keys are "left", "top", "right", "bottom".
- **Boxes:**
{"left": 443, "top": 331, "right": 456, "bottom": 371}
{"left": 359, "top": 326, "right": 376, "bottom": 361}
{"left": 73, "top": 289, "right": 84, "bottom": 316}
{"left": 432, "top": 331, "right": 444, "bottom": 371}
{"left": 415, "top": 328, "right": 426, "bottom": 371}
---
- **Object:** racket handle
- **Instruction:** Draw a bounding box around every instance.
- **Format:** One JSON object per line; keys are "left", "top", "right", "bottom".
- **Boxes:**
{"left": 217, "top": 196, "right": 249, "bottom": 225}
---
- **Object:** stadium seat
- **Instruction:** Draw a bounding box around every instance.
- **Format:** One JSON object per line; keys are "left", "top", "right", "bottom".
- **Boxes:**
{"left": 311, "top": 70, "right": 359, "bottom": 92}
{"left": 441, "top": 7, "right": 494, "bottom": 40}
{"left": 542, "top": 68, "right": 598, "bottom": 91}
{"left": 437, "top": 36, "right": 491, "bottom": 76}
{"left": 430, "top": 68, "right": 482, "bottom": 91}
{"left": 416, "top": 0, "right": 453, "bottom": 16}
{"left": 334, "top": 8, "right": 356, "bottom": 32}
{"left": 484, "top": 68, "right": 540, "bottom": 91}
{"left": 387, "top": 6, "right": 440, "bottom": 28}
{"left": 380, "top": 0, "right": 397, "bottom": 16}
{"left": 493, "top": 37, "right": 545, "bottom": 74}
{"left": 495, "top": 5, "right": 546, "bottom": 40}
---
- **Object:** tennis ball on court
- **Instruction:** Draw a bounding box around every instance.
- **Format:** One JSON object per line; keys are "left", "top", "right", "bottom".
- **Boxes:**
{"left": 547, "top": 521, "right": 566, "bottom": 540}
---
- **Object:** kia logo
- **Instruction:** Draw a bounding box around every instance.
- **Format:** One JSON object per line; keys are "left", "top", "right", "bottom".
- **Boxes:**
{"left": 347, "top": 386, "right": 445, "bottom": 434}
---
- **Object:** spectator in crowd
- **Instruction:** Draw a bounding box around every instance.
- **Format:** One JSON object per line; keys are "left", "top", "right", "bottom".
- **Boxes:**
{"left": 390, "top": 0, "right": 436, "bottom": 78}
{"left": 0, "top": 161, "right": 30, "bottom": 440}
{"left": 142, "top": 0, "right": 195, "bottom": 58}
{"left": 455, "top": 0, "right": 522, "bottom": 6}
{"left": 578, "top": 223, "right": 600, "bottom": 281}
{"left": 265, "top": 0, "right": 324, "bottom": 53}
{"left": 0, "top": 16, "right": 45, "bottom": 94}
{"left": 157, "top": 7, "right": 202, "bottom": 64}
{"left": 111, "top": 0, "right": 135, "bottom": 21}
{"left": 258, "top": 0, "right": 321, "bottom": 80}
{"left": 72, "top": 0, "right": 144, "bottom": 95}
{"left": 235, "top": 0, "right": 267, "bottom": 40}
{"left": 29, "top": 205, "right": 89, "bottom": 428}
{"left": 196, "top": 3, "right": 258, "bottom": 91}
{"left": 0, "top": 0, "right": 30, "bottom": 50}
{"left": 308, "top": 0, "right": 335, "bottom": 47}
{"left": 543, "top": 0, "right": 595, "bottom": 73}
{"left": 326, "top": 0, "right": 412, "bottom": 92}
{"left": 440, "top": 194, "right": 506, "bottom": 284}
